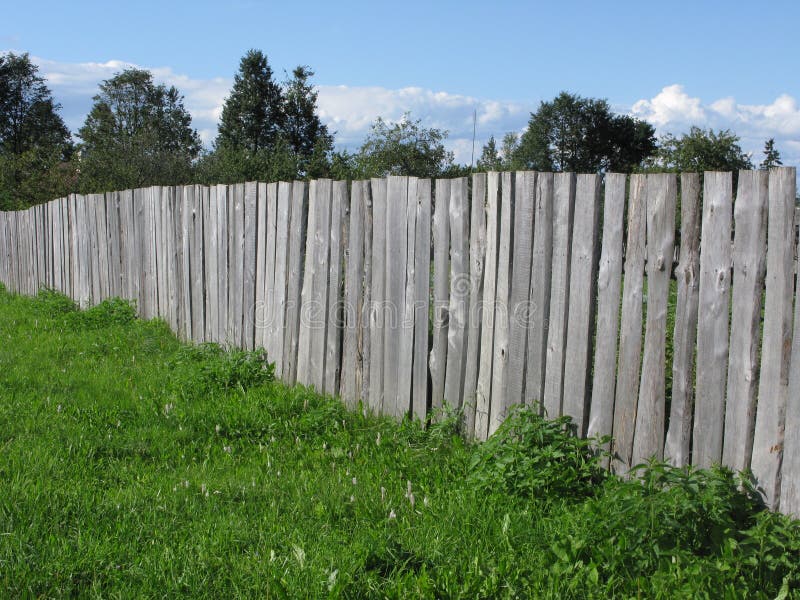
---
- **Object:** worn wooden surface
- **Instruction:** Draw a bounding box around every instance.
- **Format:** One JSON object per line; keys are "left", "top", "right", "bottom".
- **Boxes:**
{"left": 664, "top": 173, "right": 702, "bottom": 467}
{"left": 632, "top": 174, "right": 677, "bottom": 466}
{"left": 693, "top": 172, "right": 733, "bottom": 468}
{"left": 587, "top": 173, "right": 626, "bottom": 450}
{"left": 341, "top": 180, "right": 367, "bottom": 406}
{"left": 283, "top": 182, "right": 309, "bottom": 384}
{"left": 367, "top": 178, "right": 386, "bottom": 412}
{"left": 753, "top": 167, "right": 796, "bottom": 509}
{"left": 324, "top": 181, "right": 348, "bottom": 396}
{"left": 563, "top": 174, "right": 601, "bottom": 436}
{"left": 430, "top": 178, "right": 450, "bottom": 412}
{"left": 722, "top": 171, "right": 768, "bottom": 473}
{"left": 397, "top": 177, "right": 418, "bottom": 418}
{"left": 612, "top": 174, "right": 646, "bottom": 474}
{"left": 543, "top": 173, "right": 575, "bottom": 420}
{"left": 412, "top": 179, "right": 432, "bottom": 421}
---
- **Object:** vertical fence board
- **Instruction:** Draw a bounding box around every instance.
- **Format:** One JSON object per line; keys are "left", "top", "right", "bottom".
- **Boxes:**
{"left": 693, "top": 172, "right": 733, "bottom": 467}
{"left": 324, "top": 181, "right": 348, "bottom": 396}
{"left": 475, "top": 172, "right": 501, "bottom": 440}
{"left": 254, "top": 183, "right": 267, "bottom": 350}
{"left": 397, "top": 177, "right": 418, "bottom": 418}
{"left": 192, "top": 187, "right": 206, "bottom": 342}
{"left": 216, "top": 185, "right": 229, "bottom": 344}
{"left": 341, "top": 180, "right": 367, "bottom": 406}
{"left": 563, "top": 174, "right": 602, "bottom": 435}
{"left": 360, "top": 184, "right": 374, "bottom": 407}
{"left": 156, "top": 188, "right": 168, "bottom": 318}
{"left": 543, "top": 173, "right": 576, "bottom": 419}
{"left": 632, "top": 173, "right": 677, "bottom": 465}
{"left": 723, "top": 171, "right": 768, "bottom": 472}
{"left": 241, "top": 182, "right": 258, "bottom": 349}
{"left": 612, "top": 174, "right": 647, "bottom": 474}
{"left": 780, "top": 200, "right": 800, "bottom": 517}
{"left": 204, "top": 186, "right": 218, "bottom": 341}
{"left": 664, "top": 174, "right": 702, "bottom": 466}
{"left": 506, "top": 171, "right": 535, "bottom": 409}
{"left": 367, "top": 178, "right": 387, "bottom": 412}
{"left": 430, "top": 178, "right": 451, "bottom": 411}
{"left": 525, "top": 173, "right": 554, "bottom": 409}
{"left": 263, "top": 183, "right": 278, "bottom": 356}
{"left": 489, "top": 172, "right": 515, "bottom": 435}
{"left": 107, "top": 192, "right": 122, "bottom": 299}
{"left": 443, "top": 177, "right": 470, "bottom": 410}
{"left": 753, "top": 167, "right": 796, "bottom": 508}
{"left": 412, "top": 179, "right": 432, "bottom": 421}
{"left": 273, "top": 182, "right": 293, "bottom": 377}
{"left": 587, "top": 173, "right": 626, "bottom": 449}
{"left": 463, "top": 174, "right": 487, "bottom": 433}
{"left": 283, "top": 182, "right": 308, "bottom": 384}
{"left": 179, "top": 187, "right": 193, "bottom": 339}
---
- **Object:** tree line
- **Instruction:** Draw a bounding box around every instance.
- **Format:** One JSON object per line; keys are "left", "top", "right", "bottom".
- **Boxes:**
{"left": 0, "top": 50, "right": 787, "bottom": 210}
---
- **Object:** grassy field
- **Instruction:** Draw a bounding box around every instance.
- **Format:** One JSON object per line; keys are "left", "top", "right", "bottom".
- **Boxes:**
{"left": 1, "top": 286, "right": 799, "bottom": 598}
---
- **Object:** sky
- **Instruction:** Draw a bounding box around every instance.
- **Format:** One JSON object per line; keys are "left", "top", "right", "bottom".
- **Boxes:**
{"left": 3, "top": 0, "right": 800, "bottom": 168}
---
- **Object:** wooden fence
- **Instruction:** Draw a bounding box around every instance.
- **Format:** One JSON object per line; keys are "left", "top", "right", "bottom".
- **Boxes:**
{"left": 0, "top": 170, "right": 799, "bottom": 515}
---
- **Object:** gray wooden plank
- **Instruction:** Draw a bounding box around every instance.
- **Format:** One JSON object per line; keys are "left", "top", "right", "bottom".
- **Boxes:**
{"left": 241, "top": 182, "right": 258, "bottom": 349}
{"left": 283, "top": 181, "right": 309, "bottom": 384}
{"left": 156, "top": 188, "right": 168, "bottom": 318}
{"left": 412, "top": 178, "right": 432, "bottom": 422}
{"left": 263, "top": 183, "right": 278, "bottom": 356}
{"left": 463, "top": 173, "right": 487, "bottom": 434}
{"left": 611, "top": 174, "right": 647, "bottom": 474}
{"left": 297, "top": 179, "right": 331, "bottom": 390}
{"left": 383, "top": 176, "right": 410, "bottom": 417}
{"left": 664, "top": 173, "right": 702, "bottom": 467}
{"left": 474, "top": 172, "right": 501, "bottom": 440}
{"left": 430, "top": 178, "right": 451, "bottom": 412}
{"left": 525, "top": 173, "right": 554, "bottom": 410}
{"left": 397, "top": 177, "right": 418, "bottom": 418}
{"left": 216, "top": 185, "right": 229, "bottom": 345}
{"left": 780, "top": 184, "right": 800, "bottom": 517}
{"left": 200, "top": 186, "right": 212, "bottom": 339}
{"left": 722, "top": 170, "right": 768, "bottom": 473}
{"left": 506, "top": 171, "right": 535, "bottom": 410}
{"left": 543, "top": 173, "right": 576, "bottom": 420}
{"left": 341, "top": 180, "right": 367, "bottom": 406}
{"left": 633, "top": 173, "right": 677, "bottom": 465}
{"left": 563, "top": 174, "right": 602, "bottom": 436}
{"left": 205, "top": 186, "right": 218, "bottom": 341}
{"left": 180, "top": 186, "right": 193, "bottom": 340}
{"left": 692, "top": 172, "right": 733, "bottom": 468}
{"left": 107, "top": 192, "right": 122, "bottom": 299}
{"left": 88, "top": 194, "right": 101, "bottom": 304}
{"left": 273, "top": 181, "right": 293, "bottom": 377}
{"left": 172, "top": 188, "right": 186, "bottom": 336}
{"left": 324, "top": 181, "right": 348, "bottom": 396}
{"left": 587, "top": 173, "right": 626, "bottom": 449}
{"left": 489, "top": 171, "right": 515, "bottom": 435}
{"left": 367, "top": 178, "right": 387, "bottom": 412}
{"left": 254, "top": 182, "right": 268, "bottom": 350}
{"left": 78, "top": 194, "right": 92, "bottom": 308}
{"left": 231, "top": 184, "right": 246, "bottom": 346}
{"left": 753, "top": 167, "right": 796, "bottom": 509}
{"left": 360, "top": 183, "right": 374, "bottom": 408}
{"left": 443, "top": 176, "right": 470, "bottom": 412}
{"left": 192, "top": 187, "right": 207, "bottom": 342}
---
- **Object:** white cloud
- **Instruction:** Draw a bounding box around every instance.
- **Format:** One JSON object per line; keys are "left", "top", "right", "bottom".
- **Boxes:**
{"left": 631, "top": 84, "right": 800, "bottom": 168}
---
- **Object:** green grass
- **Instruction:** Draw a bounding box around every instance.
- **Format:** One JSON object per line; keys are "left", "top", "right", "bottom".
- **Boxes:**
{"left": 1, "top": 285, "right": 800, "bottom": 598}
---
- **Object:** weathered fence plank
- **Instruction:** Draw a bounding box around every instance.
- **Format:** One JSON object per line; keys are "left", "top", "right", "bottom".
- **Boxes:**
{"left": 506, "top": 171, "right": 535, "bottom": 409}
{"left": 543, "top": 173, "right": 576, "bottom": 420}
{"left": 273, "top": 181, "right": 293, "bottom": 377}
{"left": 324, "top": 181, "right": 348, "bottom": 396}
{"left": 693, "top": 172, "right": 733, "bottom": 468}
{"left": 360, "top": 183, "right": 374, "bottom": 406}
{"left": 632, "top": 173, "right": 677, "bottom": 465}
{"left": 283, "top": 181, "right": 309, "bottom": 384}
{"left": 563, "top": 174, "right": 602, "bottom": 436}
{"left": 489, "top": 172, "right": 515, "bottom": 435}
{"left": 753, "top": 167, "right": 796, "bottom": 509}
{"left": 191, "top": 186, "right": 205, "bottom": 343}
{"left": 412, "top": 178, "right": 432, "bottom": 422}
{"left": 430, "top": 178, "right": 450, "bottom": 412}
{"left": 463, "top": 173, "right": 487, "bottom": 434}
{"left": 612, "top": 174, "right": 646, "bottom": 474}
{"left": 587, "top": 173, "right": 626, "bottom": 450}
{"left": 664, "top": 173, "right": 702, "bottom": 466}
{"left": 397, "top": 177, "right": 418, "bottom": 418}
{"left": 367, "top": 178, "right": 387, "bottom": 412}
{"left": 722, "top": 170, "right": 768, "bottom": 473}
{"left": 383, "top": 176, "right": 409, "bottom": 416}
{"left": 341, "top": 180, "right": 367, "bottom": 406}
{"left": 242, "top": 182, "right": 258, "bottom": 350}
{"left": 475, "top": 172, "right": 501, "bottom": 440}
{"left": 262, "top": 183, "right": 278, "bottom": 356}
{"left": 254, "top": 183, "right": 267, "bottom": 350}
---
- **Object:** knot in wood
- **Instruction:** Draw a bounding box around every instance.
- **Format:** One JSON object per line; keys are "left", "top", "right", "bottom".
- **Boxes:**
{"left": 655, "top": 255, "right": 664, "bottom": 271}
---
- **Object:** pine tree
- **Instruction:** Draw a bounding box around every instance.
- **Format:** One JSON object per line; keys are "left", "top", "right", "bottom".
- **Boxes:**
{"left": 283, "top": 66, "right": 332, "bottom": 163}
{"left": 477, "top": 136, "right": 502, "bottom": 171}
{"left": 216, "top": 50, "right": 283, "bottom": 153}
{"left": 760, "top": 138, "right": 782, "bottom": 169}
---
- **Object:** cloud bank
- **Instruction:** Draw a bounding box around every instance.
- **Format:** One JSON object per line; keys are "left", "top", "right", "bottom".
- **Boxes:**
{"left": 18, "top": 54, "right": 800, "bottom": 168}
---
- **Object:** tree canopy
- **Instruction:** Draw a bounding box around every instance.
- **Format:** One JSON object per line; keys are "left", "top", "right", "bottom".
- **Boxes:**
{"left": 652, "top": 126, "right": 753, "bottom": 173}
{"left": 760, "top": 138, "right": 782, "bottom": 170}
{"left": 0, "top": 52, "right": 73, "bottom": 209}
{"left": 77, "top": 68, "right": 201, "bottom": 192}
{"left": 510, "top": 92, "right": 656, "bottom": 173}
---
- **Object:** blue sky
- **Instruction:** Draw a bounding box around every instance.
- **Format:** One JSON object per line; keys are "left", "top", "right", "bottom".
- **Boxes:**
{"left": 3, "top": 0, "right": 800, "bottom": 167}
